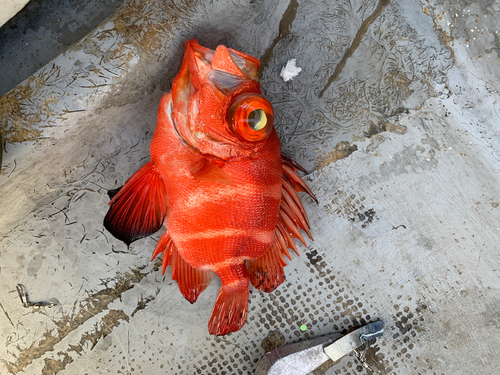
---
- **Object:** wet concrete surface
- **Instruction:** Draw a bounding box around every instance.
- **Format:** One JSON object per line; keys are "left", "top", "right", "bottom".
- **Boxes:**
{"left": 1, "top": 0, "right": 500, "bottom": 374}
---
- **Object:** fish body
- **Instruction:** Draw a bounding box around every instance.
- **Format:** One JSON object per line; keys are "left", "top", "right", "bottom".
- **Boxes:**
{"left": 105, "top": 40, "right": 316, "bottom": 335}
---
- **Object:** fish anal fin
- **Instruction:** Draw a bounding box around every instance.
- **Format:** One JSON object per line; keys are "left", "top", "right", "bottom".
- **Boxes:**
{"left": 104, "top": 162, "right": 167, "bottom": 246}
{"left": 208, "top": 276, "right": 249, "bottom": 336}
{"left": 246, "top": 241, "right": 286, "bottom": 293}
{"left": 152, "top": 232, "right": 213, "bottom": 303}
{"left": 191, "top": 159, "right": 232, "bottom": 185}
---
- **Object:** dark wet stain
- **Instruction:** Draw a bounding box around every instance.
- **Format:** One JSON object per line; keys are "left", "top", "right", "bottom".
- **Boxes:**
{"left": 481, "top": 297, "right": 500, "bottom": 329}
{"left": 316, "top": 141, "right": 358, "bottom": 170}
{"left": 131, "top": 293, "right": 157, "bottom": 317}
{"left": 306, "top": 249, "right": 322, "bottom": 265}
{"left": 418, "top": 235, "right": 435, "bottom": 251}
{"left": 389, "top": 300, "right": 428, "bottom": 370}
{"left": 259, "top": 0, "right": 299, "bottom": 74}
{"left": 4, "top": 266, "right": 149, "bottom": 374}
{"left": 305, "top": 248, "right": 329, "bottom": 276}
{"left": 41, "top": 352, "right": 72, "bottom": 375}
{"left": 318, "top": 0, "right": 391, "bottom": 98}
{"left": 260, "top": 329, "right": 286, "bottom": 352}
{"left": 360, "top": 209, "right": 376, "bottom": 229}
{"left": 326, "top": 191, "right": 378, "bottom": 229}
{"left": 364, "top": 343, "right": 390, "bottom": 375}
{"left": 392, "top": 224, "right": 407, "bottom": 230}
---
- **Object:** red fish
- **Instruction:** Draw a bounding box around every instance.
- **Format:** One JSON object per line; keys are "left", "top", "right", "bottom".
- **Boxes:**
{"left": 104, "top": 40, "right": 316, "bottom": 335}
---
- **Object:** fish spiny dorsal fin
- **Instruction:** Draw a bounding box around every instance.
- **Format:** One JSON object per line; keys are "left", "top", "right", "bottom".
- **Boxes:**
{"left": 281, "top": 153, "right": 318, "bottom": 203}
{"left": 104, "top": 162, "right": 167, "bottom": 246}
{"left": 152, "top": 231, "right": 214, "bottom": 303}
{"left": 211, "top": 45, "right": 247, "bottom": 79}
{"left": 279, "top": 154, "right": 315, "bottom": 243}
{"left": 246, "top": 154, "right": 316, "bottom": 293}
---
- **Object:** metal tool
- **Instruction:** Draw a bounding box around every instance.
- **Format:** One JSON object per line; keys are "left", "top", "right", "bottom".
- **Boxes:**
{"left": 255, "top": 320, "right": 384, "bottom": 375}
{"left": 16, "top": 284, "right": 57, "bottom": 309}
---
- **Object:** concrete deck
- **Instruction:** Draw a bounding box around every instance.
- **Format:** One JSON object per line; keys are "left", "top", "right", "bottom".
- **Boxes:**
{"left": 1, "top": 0, "right": 499, "bottom": 374}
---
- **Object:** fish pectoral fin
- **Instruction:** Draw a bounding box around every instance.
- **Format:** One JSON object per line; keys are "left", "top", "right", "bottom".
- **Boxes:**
{"left": 107, "top": 186, "right": 122, "bottom": 199}
{"left": 208, "top": 275, "right": 249, "bottom": 336}
{"left": 151, "top": 231, "right": 214, "bottom": 303}
{"left": 191, "top": 158, "right": 232, "bottom": 185}
{"left": 104, "top": 162, "right": 167, "bottom": 246}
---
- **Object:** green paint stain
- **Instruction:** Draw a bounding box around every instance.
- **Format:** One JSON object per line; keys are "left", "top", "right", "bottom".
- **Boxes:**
{"left": 300, "top": 324, "right": 307, "bottom": 331}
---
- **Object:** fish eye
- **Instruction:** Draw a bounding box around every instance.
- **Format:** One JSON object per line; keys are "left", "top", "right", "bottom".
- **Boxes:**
{"left": 247, "top": 109, "right": 267, "bottom": 130}
{"left": 229, "top": 93, "right": 274, "bottom": 142}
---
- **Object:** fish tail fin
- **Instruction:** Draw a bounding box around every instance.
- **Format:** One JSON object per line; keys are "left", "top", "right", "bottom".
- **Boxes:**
{"left": 152, "top": 231, "right": 214, "bottom": 303}
{"left": 104, "top": 162, "right": 167, "bottom": 246}
{"left": 208, "top": 275, "right": 249, "bottom": 336}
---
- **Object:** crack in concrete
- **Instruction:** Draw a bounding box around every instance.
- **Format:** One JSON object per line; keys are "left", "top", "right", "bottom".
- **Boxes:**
{"left": 4, "top": 265, "right": 153, "bottom": 374}
{"left": 0, "top": 301, "right": 14, "bottom": 327}
{"left": 318, "top": 0, "right": 391, "bottom": 98}
{"left": 39, "top": 309, "right": 130, "bottom": 375}
{"left": 259, "top": 0, "right": 299, "bottom": 75}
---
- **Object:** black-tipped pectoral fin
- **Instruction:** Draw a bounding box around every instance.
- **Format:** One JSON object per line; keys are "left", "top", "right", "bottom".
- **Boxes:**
{"left": 104, "top": 162, "right": 167, "bottom": 246}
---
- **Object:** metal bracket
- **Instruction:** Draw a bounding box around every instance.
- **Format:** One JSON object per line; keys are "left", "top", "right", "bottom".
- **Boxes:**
{"left": 16, "top": 284, "right": 56, "bottom": 309}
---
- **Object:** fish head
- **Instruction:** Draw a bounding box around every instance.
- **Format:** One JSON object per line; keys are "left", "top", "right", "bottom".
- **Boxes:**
{"left": 170, "top": 39, "right": 275, "bottom": 160}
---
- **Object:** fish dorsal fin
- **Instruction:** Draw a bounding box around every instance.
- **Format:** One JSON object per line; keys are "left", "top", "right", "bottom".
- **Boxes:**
{"left": 191, "top": 159, "right": 232, "bottom": 185}
{"left": 104, "top": 162, "right": 167, "bottom": 246}
{"left": 246, "top": 154, "right": 316, "bottom": 293}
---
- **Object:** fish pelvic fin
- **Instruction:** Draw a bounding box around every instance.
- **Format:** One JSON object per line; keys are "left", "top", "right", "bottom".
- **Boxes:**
{"left": 104, "top": 162, "right": 167, "bottom": 246}
{"left": 247, "top": 154, "right": 316, "bottom": 293}
{"left": 208, "top": 272, "right": 249, "bottom": 336}
{"left": 152, "top": 231, "right": 214, "bottom": 303}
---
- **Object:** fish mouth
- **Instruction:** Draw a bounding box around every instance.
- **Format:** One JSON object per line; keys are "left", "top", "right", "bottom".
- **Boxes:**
{"left": 170, "top": 40, "right": 267, "bottom": 160}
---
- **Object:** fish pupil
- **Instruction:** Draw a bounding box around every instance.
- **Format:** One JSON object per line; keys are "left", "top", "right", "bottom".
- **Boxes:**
{"left": 248, "top": 109, "right": 267, "bottom": 131}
